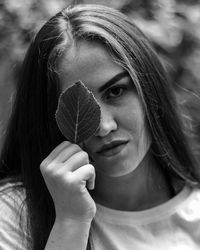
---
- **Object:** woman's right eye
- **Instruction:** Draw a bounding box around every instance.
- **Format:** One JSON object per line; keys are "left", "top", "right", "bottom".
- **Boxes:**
{"left": 107, "top": 86, "right": 126, "bottom": 98}
{"left": 105, "top": 84, "right": 128, "bottom": 100}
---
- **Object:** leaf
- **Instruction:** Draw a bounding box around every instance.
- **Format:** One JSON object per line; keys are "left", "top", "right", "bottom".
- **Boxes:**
{"left": 55, "top": 81, "right": 101, "bottom": 144}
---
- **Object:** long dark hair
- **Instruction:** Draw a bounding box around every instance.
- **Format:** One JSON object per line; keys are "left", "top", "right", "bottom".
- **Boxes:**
{"left": 0, "top": 4, "right": 200, "bottom": 249}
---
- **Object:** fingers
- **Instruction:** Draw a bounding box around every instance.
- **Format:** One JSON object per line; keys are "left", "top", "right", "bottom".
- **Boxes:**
{"left": 40, "top": 141, "right": 94, "bottom": 189}
{"left": 60, "top": 151, "right": 89, "bottom": 172}
{"left": 41, "top": 141, "right": 81, "bottom": 166}
{"left": 47, "top": 141, "right": 72, "bottom": 160}
{"left": 40, "top": 141, "right": 90, "bottom": 173}
{"left": 55, "top": 144, "right": 82, "bottom": 163}
{"left": 72, "top": 164, "right": 96, "bottom": 190}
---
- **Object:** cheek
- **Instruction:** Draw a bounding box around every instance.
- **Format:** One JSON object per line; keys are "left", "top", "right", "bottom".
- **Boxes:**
{"left": 124, "top": 111, "right": 151, "bottom": 158}
{"left": 125, "top": 108, "right": 151, "bottom": 149}
{"left": 121, "top": 106, "right": 146, "bottom": 138}
{"left": 82, "top": 138, "right": 95, "bottom": 155}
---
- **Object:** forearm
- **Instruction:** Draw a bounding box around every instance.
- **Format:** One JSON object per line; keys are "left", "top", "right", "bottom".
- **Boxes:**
{"left": 45, "top": 219, "right": 91, "bottom": 250}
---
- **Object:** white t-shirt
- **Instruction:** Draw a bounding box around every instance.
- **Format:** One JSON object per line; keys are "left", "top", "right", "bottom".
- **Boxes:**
{"left": 1, "top": 183, "right": 200, "bottom": 250}
{"left": 90, "top": 185, "right": 200, "bottom": 250}
{"left": 0, "top": 183, "right": 29, "bottom": 250}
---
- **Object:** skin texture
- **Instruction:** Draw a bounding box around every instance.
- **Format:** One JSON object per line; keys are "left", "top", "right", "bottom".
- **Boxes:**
{"left": 59, "top": 41, "right": 152, "bottom": 178}
{"left": 56, "top": 40, "right": 172, "bottom": 212}
{"left": 41, "top": 40, "right": 171, "bottom": 233}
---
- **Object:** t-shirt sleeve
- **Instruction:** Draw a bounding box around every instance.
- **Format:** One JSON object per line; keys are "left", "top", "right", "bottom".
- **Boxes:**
{"left": 0, "top": 185, "right": 30, "bottom": 250}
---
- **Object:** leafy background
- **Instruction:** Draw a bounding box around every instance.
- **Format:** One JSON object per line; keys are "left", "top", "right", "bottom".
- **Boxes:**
{"left": 0, "top": 0, "right": 200, "bottom": 160}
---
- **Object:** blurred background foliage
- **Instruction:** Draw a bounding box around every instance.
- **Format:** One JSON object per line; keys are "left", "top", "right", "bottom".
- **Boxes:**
{"left": 0, "top": 0, "right": 200, "bottom": 159}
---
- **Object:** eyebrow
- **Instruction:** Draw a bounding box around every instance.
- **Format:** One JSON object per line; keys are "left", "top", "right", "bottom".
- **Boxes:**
{"left": 98, "top": 71, "right": 130, "bottom": 93}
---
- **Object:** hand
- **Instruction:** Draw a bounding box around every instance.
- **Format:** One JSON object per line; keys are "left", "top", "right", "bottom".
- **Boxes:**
{"left": 40, "top": 141, "right": 96, "bottom": 223}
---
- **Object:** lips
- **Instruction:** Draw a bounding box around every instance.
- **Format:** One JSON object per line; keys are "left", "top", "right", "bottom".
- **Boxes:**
{"left": 97, "top": 140, "right": 128, "bottom": 157}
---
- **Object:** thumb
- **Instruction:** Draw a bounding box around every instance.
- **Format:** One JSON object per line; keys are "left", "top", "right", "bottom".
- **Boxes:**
{"left": 73, "top": 164, "right": 96, "bottom": 190}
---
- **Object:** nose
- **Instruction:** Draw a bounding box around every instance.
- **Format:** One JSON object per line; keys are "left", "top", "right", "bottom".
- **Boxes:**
{"left": 95, "top": 105, "right": 117, "bottom": 137}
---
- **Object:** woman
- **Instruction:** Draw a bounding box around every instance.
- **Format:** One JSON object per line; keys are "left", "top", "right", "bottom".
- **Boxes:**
{"left": 0, "top": 4, "right": 200, "bottom": 250}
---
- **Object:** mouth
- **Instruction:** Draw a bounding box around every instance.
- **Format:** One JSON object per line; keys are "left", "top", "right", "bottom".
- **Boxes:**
{"left": 97, "top": 140, "right": 128, "bottom": 157}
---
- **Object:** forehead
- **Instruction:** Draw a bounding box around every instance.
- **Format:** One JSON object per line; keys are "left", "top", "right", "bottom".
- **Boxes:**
{"left": 58, "top": 40, "right": 124, "bottom": 92}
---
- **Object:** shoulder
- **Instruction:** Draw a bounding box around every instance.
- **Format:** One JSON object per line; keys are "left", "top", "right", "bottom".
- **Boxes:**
{"left": 0, "top": 181, "right": 26, "bottom": 215}
{"left": 0, "top": 181, "right": 25, "bottom": 198}
{"left": 0, "top": 182, "right": 29, "bottom": 249}
{"left": 177, "top": 185, "right": 200, "bottom": 221}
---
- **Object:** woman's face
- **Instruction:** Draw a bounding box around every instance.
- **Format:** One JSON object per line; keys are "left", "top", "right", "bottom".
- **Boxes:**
{"left": 59, "top": 41, "right": 152, "bottom": 177}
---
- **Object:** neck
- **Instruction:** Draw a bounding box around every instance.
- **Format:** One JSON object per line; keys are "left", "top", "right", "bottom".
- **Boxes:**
{"left": 90, "top": 151, "right": 172, "bottom": 211}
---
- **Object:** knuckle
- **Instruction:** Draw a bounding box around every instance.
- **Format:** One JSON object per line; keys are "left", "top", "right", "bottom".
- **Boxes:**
{"left": 80, "top": 151, "right": 89, "bottom": 161}
{"left": 53, "top": 141, "right": 70, "bottom": 153}
{"left": 86, "top": 163, "right": 94, "bottom": 170}
{"left": 65, "top": 173, "right": 77, "bottom": 186}
{"left": 42, "top": 165, "right": 63, "bottom": 180}
{"left": 40, "top": 160, "right": 59, "bottom": 175}
{"left": 40, "top": 160, "right": 47, "bottom": 172}
{"left": 71, "top": 143, "right": 81, "bottom": 152}
{"left": 87, "top": 164, "right": 95, "bottom": 174}
{"left": 63, "top": 144, "right": 81, "bottom": 156}
{"left": 61, "top": 140, "right": 70, "bottom": 146}
{"left": 83, "top": 164, "right": 95, "bottom": 176}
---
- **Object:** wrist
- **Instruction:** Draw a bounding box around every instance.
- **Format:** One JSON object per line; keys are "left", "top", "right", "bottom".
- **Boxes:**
{"left": 45, "top": 216, "right": 92, "bottom": 249}
{"left": 55, "top": 216, "right": 93, "bottom": 228}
